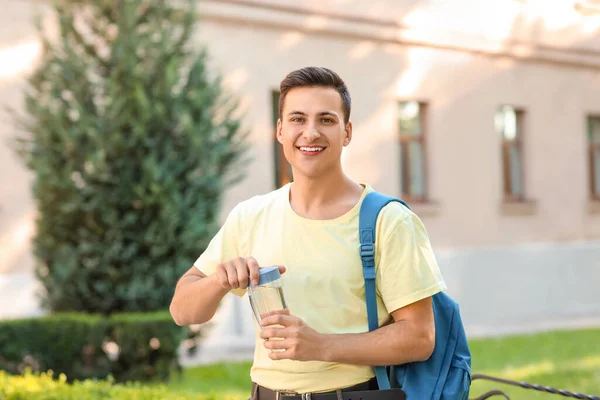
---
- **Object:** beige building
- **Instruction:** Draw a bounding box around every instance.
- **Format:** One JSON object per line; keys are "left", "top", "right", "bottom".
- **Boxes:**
{"left": 1, "top": 0, "right": 600, "bottom": 347}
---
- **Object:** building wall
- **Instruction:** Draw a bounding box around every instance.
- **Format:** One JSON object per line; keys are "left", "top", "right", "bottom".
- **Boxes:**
{"left": 196, "top": 0, "right": 600, "bottom": 248}
{"left": 1, "top": 0, "right": 599, "bottom": 336}
{"left": 0, "top": 1, "right": 47, "bottom": 277}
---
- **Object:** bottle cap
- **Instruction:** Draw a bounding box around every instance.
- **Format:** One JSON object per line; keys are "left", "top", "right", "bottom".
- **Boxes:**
{"left": 249, "top": 266, "right": 281, "bottom": 287}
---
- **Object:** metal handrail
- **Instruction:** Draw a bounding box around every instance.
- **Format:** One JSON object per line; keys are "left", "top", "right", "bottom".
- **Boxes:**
{"left": 469, "top": 374, "right": 600, "bottom": 400}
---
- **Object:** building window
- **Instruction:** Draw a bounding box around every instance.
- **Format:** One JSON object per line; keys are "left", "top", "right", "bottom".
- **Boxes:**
{"left": 398, "top": 101, "right": 427, "bottom": 201}
{"left": 588, "top": 116, "right": 600, "bottom": 200}
{"left": 496, "top": 105, "right": 525, "bottom": 201}
{"left": 271, "top": 90, "right": 293, "bottom": 188}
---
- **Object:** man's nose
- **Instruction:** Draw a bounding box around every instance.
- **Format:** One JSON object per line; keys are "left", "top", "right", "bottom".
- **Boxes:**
{"left": 302, "top": 123, "right": 321, "bottom": 141}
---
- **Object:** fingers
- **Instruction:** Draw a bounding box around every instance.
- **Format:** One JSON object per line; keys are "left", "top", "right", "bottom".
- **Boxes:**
{"left": 268, "top": 349, "right": 292, "bottom": 361}
{"left": 215, "top": 263, "right": 230, "bottom": 290}
{"left": 247, "top": 257, "right": 260, "bottom": 286}
{"left": 259, "top": 327, "right": 285, "bottom": 340}
{"left": 215, "top": 260, "right": 241, "bottom": 290}
{"left": 259, "top": 315, "right": 311, "bottom": 362}
{"left": 260, "top": 313, "right": 294, "bottom": 328}
{"left": 225, "top": 262, "right": 239, "bottom": 289}
{"left": 259, "top": 309, "right": 290, "bottom": 320}
{"left": 215, "top": 257, "right": 253, "bottom": 290}
{"left": 233, "top": 257, "right": 249, "bottom": 289}
{"left": 215, "top": 257, "right": 286, "bottom": 291}
{"left": 264, "top": 340, "right": 295, "bottom": 361}
{"left": 263, "top": 338, "right": 290, "bottom": 351}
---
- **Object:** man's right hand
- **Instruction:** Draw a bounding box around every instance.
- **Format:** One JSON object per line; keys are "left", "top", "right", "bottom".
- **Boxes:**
{"left": 215, "top": 257, "right": 286, "bottom": 290}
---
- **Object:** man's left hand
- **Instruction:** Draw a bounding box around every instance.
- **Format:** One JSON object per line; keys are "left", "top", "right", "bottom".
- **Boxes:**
{"left": 259, "top": 311, "right": 326, "bottom": 361}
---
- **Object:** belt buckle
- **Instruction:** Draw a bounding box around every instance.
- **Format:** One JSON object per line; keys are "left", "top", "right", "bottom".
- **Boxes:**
{"left": 275, "top": 391, "right": 299, "bottom": 400}
{"left": 275, "top": 392, "right": 312, "bottom": 400}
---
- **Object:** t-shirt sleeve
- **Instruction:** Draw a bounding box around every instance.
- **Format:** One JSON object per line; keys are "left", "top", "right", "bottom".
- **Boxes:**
{"left": 193, "top": 203, "right": 246, "bottom": 297}
{"left": 375, "top": 209, "right": 447, "bottom": 314}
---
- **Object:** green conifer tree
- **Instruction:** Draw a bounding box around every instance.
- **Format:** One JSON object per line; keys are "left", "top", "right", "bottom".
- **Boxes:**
{"left": 13, "top": 0, "right": 247, "bottom": 314}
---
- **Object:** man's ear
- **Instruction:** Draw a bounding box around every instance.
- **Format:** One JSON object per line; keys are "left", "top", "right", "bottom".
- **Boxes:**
{"left": 276, "top": 119, "right": 283, "bottom": 144}
{"left": 344, "top": 121, "right": 353, "bottom": 146}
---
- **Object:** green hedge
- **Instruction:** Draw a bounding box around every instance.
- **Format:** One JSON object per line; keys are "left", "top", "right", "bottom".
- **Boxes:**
{"left": 108, "top": 312, "right": 186, "bottom": 383}
{"left": 0, "top": 370, "right": 238, "bottom": 400}
{"left": 0, "top": 312, "right": 190, "bottom": 383}
{"left": 0, "top": 313, "right": 110, "bottom": 381}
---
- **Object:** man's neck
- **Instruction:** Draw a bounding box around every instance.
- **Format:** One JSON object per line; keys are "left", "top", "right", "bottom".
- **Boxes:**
{"left": 289, "top": 169, "right": 364, "bottom": 220}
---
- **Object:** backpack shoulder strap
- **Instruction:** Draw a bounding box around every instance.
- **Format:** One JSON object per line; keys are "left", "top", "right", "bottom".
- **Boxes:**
{"left": 359, "top": 191, "right": 410, "bottom": 390}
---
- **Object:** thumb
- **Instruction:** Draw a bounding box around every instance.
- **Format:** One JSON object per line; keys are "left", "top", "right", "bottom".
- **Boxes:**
{"left": 278, "top": 265, "right": 287, "bottom": 274}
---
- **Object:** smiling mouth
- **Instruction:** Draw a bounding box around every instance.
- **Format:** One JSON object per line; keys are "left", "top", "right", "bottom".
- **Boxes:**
{"left": 297, "top": 146, "right": 326, "bottom": 154}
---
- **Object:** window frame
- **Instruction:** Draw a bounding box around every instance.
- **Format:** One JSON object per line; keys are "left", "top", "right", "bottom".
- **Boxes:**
{"left": 397, "top": 100, "right": 429, "bottom": 203}
{"left": 587, "top": 115, "right": 600, "bottom": 201}
{"left": 498, "top": 105, "right": 527, "bottom": 203}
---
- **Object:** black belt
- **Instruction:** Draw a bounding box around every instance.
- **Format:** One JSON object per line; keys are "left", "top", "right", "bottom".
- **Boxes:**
{"left": 252, "top": 379, "right": 406, "bottom": 400}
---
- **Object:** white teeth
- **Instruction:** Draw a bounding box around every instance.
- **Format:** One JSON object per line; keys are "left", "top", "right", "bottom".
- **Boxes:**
{"left": 299, "top": 147, "right": 323, "bottom": 152}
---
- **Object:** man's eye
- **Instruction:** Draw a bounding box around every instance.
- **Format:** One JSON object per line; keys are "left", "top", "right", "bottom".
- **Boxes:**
{"left": 291, "top": 117, "right": 304, "bottom": 122}
{"left": 322, "top": 118, "right": 334, "bottom": 123}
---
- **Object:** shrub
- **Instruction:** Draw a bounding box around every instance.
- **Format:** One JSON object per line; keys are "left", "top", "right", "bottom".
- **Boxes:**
{"left": 12, "top": 0, "right": 247, "bottom": 315}
{"left": 0, "top": 312, "right": 188, "bottom": 383}
{"left": 0, "top": 313, "right": 110, "bottom": 381}
{"left": 107, "top": 311, "right": 187, "bottom": 383}
{"left": 0, "top": 370, "right": 241, "bottom": 400}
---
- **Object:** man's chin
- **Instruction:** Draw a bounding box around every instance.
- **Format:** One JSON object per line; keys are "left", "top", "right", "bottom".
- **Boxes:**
{"left": 290, "top": 166, "right": 330, "bottom": 181}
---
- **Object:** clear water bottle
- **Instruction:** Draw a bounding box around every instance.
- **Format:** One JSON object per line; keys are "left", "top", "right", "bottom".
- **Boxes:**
{"left": 248, "top": 266, "right": 287, "bottom": 329}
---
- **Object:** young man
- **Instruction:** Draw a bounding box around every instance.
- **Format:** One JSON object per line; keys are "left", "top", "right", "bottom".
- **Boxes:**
{"left": 169, "top": 67, "right": 446, "bottom": 398}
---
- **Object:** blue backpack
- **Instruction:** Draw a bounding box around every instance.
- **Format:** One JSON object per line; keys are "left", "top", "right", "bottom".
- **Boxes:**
{"left": 359, "top": 191, "right": 472, "bottom": 399}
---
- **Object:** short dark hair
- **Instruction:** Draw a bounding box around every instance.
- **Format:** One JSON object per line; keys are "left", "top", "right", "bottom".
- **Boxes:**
{"left": 279, "top": 67, "right": 351, "bottom": 124}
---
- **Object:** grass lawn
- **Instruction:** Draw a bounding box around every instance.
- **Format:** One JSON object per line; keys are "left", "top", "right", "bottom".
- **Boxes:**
{"left": 165, "top": 327, "right": 600, "bottom": 399}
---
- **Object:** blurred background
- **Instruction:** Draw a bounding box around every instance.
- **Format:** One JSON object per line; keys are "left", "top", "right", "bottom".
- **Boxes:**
{"left": 1, "top": 0, "right": 600, "bottom": 399}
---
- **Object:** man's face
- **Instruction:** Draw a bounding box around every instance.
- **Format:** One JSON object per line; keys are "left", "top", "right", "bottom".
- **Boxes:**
{"left": 277, "top": 86, "right": 352, "bottom": 180}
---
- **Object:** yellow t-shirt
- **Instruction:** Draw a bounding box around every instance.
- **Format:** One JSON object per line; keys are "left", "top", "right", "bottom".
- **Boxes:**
{"left": 194, "top": 183, "right": 446, "bottom": 393}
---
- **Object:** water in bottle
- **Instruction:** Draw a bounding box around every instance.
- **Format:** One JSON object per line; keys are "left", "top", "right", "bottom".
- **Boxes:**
{"left": 248, "top": 266, "right": 287, "bottom": 328}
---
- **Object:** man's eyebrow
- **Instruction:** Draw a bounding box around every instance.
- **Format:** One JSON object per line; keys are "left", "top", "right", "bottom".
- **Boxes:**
{"left": 286, "top": 111, "right": 339, "bottom": 118}
{"left": 318, "top": 111, "right": 339, "bottom": 118}
{"left": 287, "top": 111, "right": 307, "bottom": 116}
